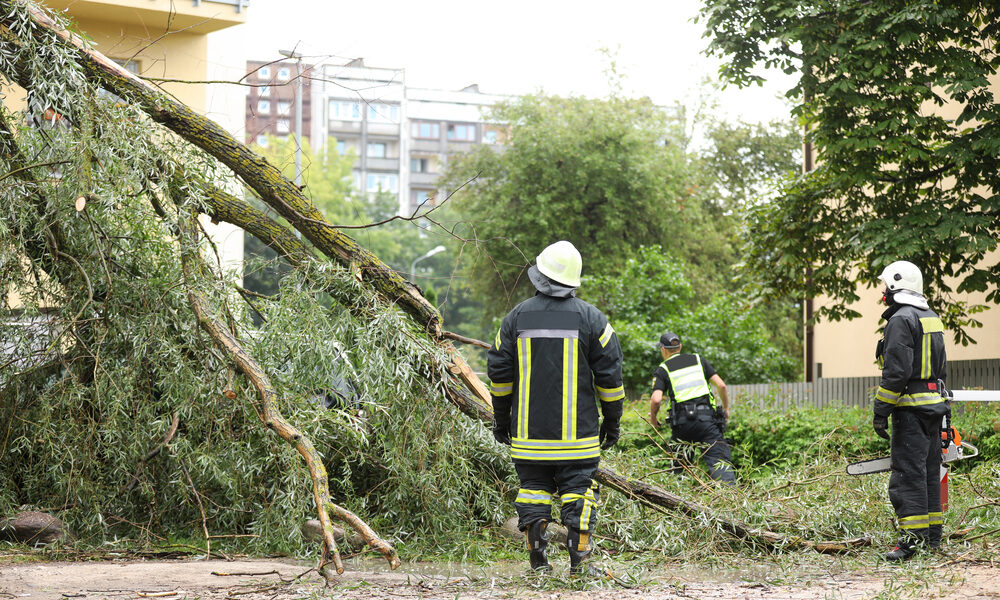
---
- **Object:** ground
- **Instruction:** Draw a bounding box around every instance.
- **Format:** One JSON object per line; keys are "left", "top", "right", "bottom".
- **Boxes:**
{"left": 1, "top": 557, "right": 999, "bottom": 600}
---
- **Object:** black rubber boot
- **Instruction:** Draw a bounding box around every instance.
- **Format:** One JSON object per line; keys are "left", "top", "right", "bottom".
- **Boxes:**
{"left": 885, "top": 533, "right": 925, "bottom": 562}
{"left": 929, "top": 524, "right": 942, "bottom": 549}
{"left": 567, "top": 528, "right": 609, "bottom": 577}
{"left": 526, "top": 520, "right": 552, "bottom": 572}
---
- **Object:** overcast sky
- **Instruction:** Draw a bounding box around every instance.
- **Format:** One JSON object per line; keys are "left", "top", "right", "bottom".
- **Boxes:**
{"left": 228, "top": 0, "right": 795, "bottom": 125}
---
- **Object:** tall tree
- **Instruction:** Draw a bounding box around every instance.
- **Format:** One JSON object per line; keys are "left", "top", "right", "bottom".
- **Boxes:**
{"left": 700, "top": 0, "right": 1000, "bottom": 343}
{"left": 443, "top": 93, "right": 706, "bottom": 315}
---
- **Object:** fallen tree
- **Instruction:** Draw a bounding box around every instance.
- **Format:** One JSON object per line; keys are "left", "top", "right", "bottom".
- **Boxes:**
{"left": 0, "top": 0, "right": 868, "bottom": 577}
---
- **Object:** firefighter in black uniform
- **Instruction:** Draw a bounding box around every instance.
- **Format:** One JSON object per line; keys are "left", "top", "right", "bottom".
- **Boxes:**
{"left": 488, "top": 240, "right": 624, "bottom": 575}
{"left": 648, "top": 332, "right": 735, "bottom": 483}
{"left": 873, "top": 260, "right": 949, "bottom": 561}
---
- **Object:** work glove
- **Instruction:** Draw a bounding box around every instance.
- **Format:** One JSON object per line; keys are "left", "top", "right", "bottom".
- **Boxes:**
{"left": 873, "top": 414, "right": 890, "bottom": 440}
{"left": 492, "top": 417, "right": 511, "bottom": 446}
{"left": 599, "top": 419, "right": 620, "bottom": 450}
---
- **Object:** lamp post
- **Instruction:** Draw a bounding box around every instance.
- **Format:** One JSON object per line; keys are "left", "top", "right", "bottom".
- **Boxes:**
{"left": 410, "top": 245, "right": 446, "bottom": 281}
{"left": 278, "top": 48, "right": 303, "bottom": 187}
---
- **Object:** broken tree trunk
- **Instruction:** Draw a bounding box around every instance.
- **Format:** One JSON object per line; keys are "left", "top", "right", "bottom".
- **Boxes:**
{"left": 6, "top": 0, "right": 870, "bottom": 556}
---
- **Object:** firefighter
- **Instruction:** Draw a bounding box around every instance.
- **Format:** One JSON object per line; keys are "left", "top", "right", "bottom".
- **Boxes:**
{"left": 488, "top": 240, "right": 624, "bottom": 575}
{"left": 873, "top": 260, "right": 948, "bottom": 561}
{"left": 648, "top": 332, "right": 735, "bottom": 483}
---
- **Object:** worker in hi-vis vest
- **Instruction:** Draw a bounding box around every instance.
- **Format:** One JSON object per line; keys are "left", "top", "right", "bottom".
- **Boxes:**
{"left": 648, "top": 331, "right": 734, "bottom": 483}
{"left": 488, "top": 240, "right": 623, "bottom": 576}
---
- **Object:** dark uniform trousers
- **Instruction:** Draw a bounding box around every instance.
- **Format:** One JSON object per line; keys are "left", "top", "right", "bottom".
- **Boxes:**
{"left": 890, "top": 409, "right": 943, "bottom": 538}
{"left": 671, "top": 402, "right": 735, "bottom": 483}
{"left": 514, "top": 460, "right": 600, "bottom": 532}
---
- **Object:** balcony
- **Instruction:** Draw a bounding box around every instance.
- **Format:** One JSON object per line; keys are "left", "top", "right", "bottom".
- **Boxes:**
{"left": 329, "top": 120, "right": 363, "bottom": 134}
{"left": 367, "top": 122, "right": 399, "bottom": 137}
{"left": 42, "top": 0, "right": 248, "bottom": 34}
{"left": 409, "top": 172, "right": 439, "bottom": 186}
{"left": 410, "top": 139, "right": 441, "bottom": 152}
{"left": 366, "top": 157, "right": 399, "bottom": 171}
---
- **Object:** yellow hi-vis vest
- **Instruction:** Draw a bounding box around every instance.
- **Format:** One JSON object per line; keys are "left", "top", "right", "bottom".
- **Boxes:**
{"left": 663, "top": 354, "right": 714, "bottom": 407}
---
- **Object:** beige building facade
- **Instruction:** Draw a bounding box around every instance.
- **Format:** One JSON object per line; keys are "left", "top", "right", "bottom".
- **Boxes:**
{"left": 811, "top": 73, "right": 1000, "bottom": 378}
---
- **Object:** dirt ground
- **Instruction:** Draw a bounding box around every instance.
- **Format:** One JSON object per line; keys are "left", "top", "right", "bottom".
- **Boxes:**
{"left": 0, "top": 556, "right": 998, "bottom": 600}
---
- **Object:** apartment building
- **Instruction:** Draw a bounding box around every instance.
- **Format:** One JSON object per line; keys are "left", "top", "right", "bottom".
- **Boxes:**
{"left": 245, "top": 57, "right": 508, "bottom": 215}
{"left": 405, "top": 84, "right": 505, "bottom": 215}
{"left": 245, "top": 59, "right": 312, "bottom": 146}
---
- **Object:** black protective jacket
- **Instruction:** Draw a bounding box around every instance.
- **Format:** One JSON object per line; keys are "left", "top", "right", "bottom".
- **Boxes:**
{"left": 488, "top": 292, "right": 624, "bottom": 464}
{"left": 873, "top": 302, "right": 948, "bottom": 418}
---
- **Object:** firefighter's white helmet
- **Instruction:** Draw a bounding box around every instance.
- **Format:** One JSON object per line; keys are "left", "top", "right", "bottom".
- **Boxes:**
{"left": 535, "top": 240, "right": 582, "bottom": 288}
{"left": 879, "top": 260, "right": 928, "bottom": 307}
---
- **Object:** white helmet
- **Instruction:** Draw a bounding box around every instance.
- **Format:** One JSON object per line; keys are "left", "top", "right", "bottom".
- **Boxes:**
{"left": 535, "top": 240, "right": 582, "bottom": 288}
{"left": 879, "top": 260, "right": 928, "bottom": 308}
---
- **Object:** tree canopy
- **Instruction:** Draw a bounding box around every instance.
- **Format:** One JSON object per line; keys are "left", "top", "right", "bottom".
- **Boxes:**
{"left": 700, "top": 0, "right": 1000, "bottom": 343}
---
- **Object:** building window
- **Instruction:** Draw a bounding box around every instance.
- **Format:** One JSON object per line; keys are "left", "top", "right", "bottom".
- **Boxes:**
{"left": 277, "top": 67, "right": 291, "bottom": 81}
{"left": 336, "top": 141, "right": 347, "bottom": 155}
{"left": 483, "top": 129, "right": 499, "bottom": 144}
{"left": 259, "top": 85, "right": 270, "bottom": 97}
{"left": 411, "top": 157, "right": 430, "bottom": 173}
{"left": 411, "top": 190, "right": 432, "bottom": 207}
{"left": 366, "top": 173, "right": 398, "bottom": 193}
{"left": 255, "top": 134, "right": 269, "bottom": 147}
{"left": 257, "top": 100, "right": 270, "bottom": 114}
{"left": 276, "top": 119, "right": 290, "bottom": 134}
{"left": 447, "top": 124, "right": 476, "bottom": 141}
{"left": 412, "top": 122, "right": 440, "bottom": 139}
{"left": 367, "top": 103, "right": 400, "bottom": 123}
{"left": 367, "top": 142, "right": 387, "bottom": 158}
{"left": 258, "top": 65, "right": 271, "bottom": 80}
{"left": 277, "top": 101, "right": 291, "bottom": 116}
{"left": 330, "top": 100, "right": 362, "bottom": 121}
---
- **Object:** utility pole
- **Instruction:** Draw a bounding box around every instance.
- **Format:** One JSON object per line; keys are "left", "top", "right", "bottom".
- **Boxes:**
{"left": 278, "top": 48, "right": 303, "bottom": 188}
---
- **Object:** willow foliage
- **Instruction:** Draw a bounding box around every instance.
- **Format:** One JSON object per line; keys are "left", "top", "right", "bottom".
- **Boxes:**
{"left": 0, "top": 1, "right": 510, "bottom": 553}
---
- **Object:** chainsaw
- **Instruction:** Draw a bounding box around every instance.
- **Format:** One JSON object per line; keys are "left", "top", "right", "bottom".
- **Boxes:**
{"left": 845, "top": 387, "right": 990, "bottom": 476}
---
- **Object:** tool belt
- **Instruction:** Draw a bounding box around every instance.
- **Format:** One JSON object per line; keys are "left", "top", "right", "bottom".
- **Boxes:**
{"left": 670, "top": 396, "right": 714, "bottom": 426}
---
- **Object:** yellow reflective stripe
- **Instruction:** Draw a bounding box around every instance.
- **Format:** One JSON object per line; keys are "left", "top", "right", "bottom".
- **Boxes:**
{"left": 515, "top": 489, "right": 554, "bottom": 505}
{"left": 899, "top": 514, "right": 930, "bottom": 529}
{"left": 897, "top": 393, "right": 944, "bottom": 407}
{"left": 510, "top": 445, "right": 601, "bottom": 461}
{"left": 929, "top": 512, "right": 943, "bottom": 526}
{"left": 494, "top": 328, "right": 502, "bottom": 349}
{"left": 921, "top": 333, "right": 931, "bottom": 379}
{"left": 875, "top": 386, "right": 901, "bottom": 404}
{"left": 561, "top": 493, "right": 585, "bottom": 504}
{"left": 920, "top": 317, "right": 944, "bottom": 333}
{"left": 490, "top": 381, "right": 513, "bottom": 396}
{"left": 595, "top": 384, "right": 625, "bottom": 402}
{"left": 598, "top": 322, "right": 614, "bottom": 348}
{"left": 517, "top": 338, "right": 531, "bottom": 438}
{"left": 570, "top": 338, "right": 578, "bottom": 438}
{"left": 562, "top": 338, "right": 571, "bottom": 440}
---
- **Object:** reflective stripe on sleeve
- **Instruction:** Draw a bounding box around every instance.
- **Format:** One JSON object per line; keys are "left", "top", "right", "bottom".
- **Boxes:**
{"left": 598, "top": 323, "right": 614, "bottom": 348}
{"left": 490, "top": 381, "right": 513, "bottom": 397}
{"left": 595, "top": 384, "right": 625, "bottom": 402}
{"left": 875, "top": 386, "right": 901, "bottom": 404}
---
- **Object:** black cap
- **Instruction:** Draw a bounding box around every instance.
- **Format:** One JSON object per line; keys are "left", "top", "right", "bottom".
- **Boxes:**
{"left": 657, "top": 332, "right": 681, "bottom": 349}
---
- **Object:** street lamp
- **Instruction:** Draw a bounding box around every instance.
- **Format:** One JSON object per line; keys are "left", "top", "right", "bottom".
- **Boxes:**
{"left": 278, "top": 48, "right": 303, "bottom": 187}
{"left": 410, "top": 245, "right": 446, "bottom": 281}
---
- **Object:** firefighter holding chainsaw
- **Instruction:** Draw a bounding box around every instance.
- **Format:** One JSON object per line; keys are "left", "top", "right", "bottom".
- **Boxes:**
{"left": 873, "top": 260, "right": 949, "bottom": 561}
{"left": 488, "top": 240, "right": 624, "bottom": 575}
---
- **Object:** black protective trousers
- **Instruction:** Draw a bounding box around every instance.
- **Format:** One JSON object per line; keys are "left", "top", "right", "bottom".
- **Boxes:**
{"left": 671, "top": 414, "right": 735, "bottom": 482}
{"left": 513, "top": 460, "right": 599, "bottom": 532}
{"left": 889, "top": 409, "right": 943, "bottom": 540}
